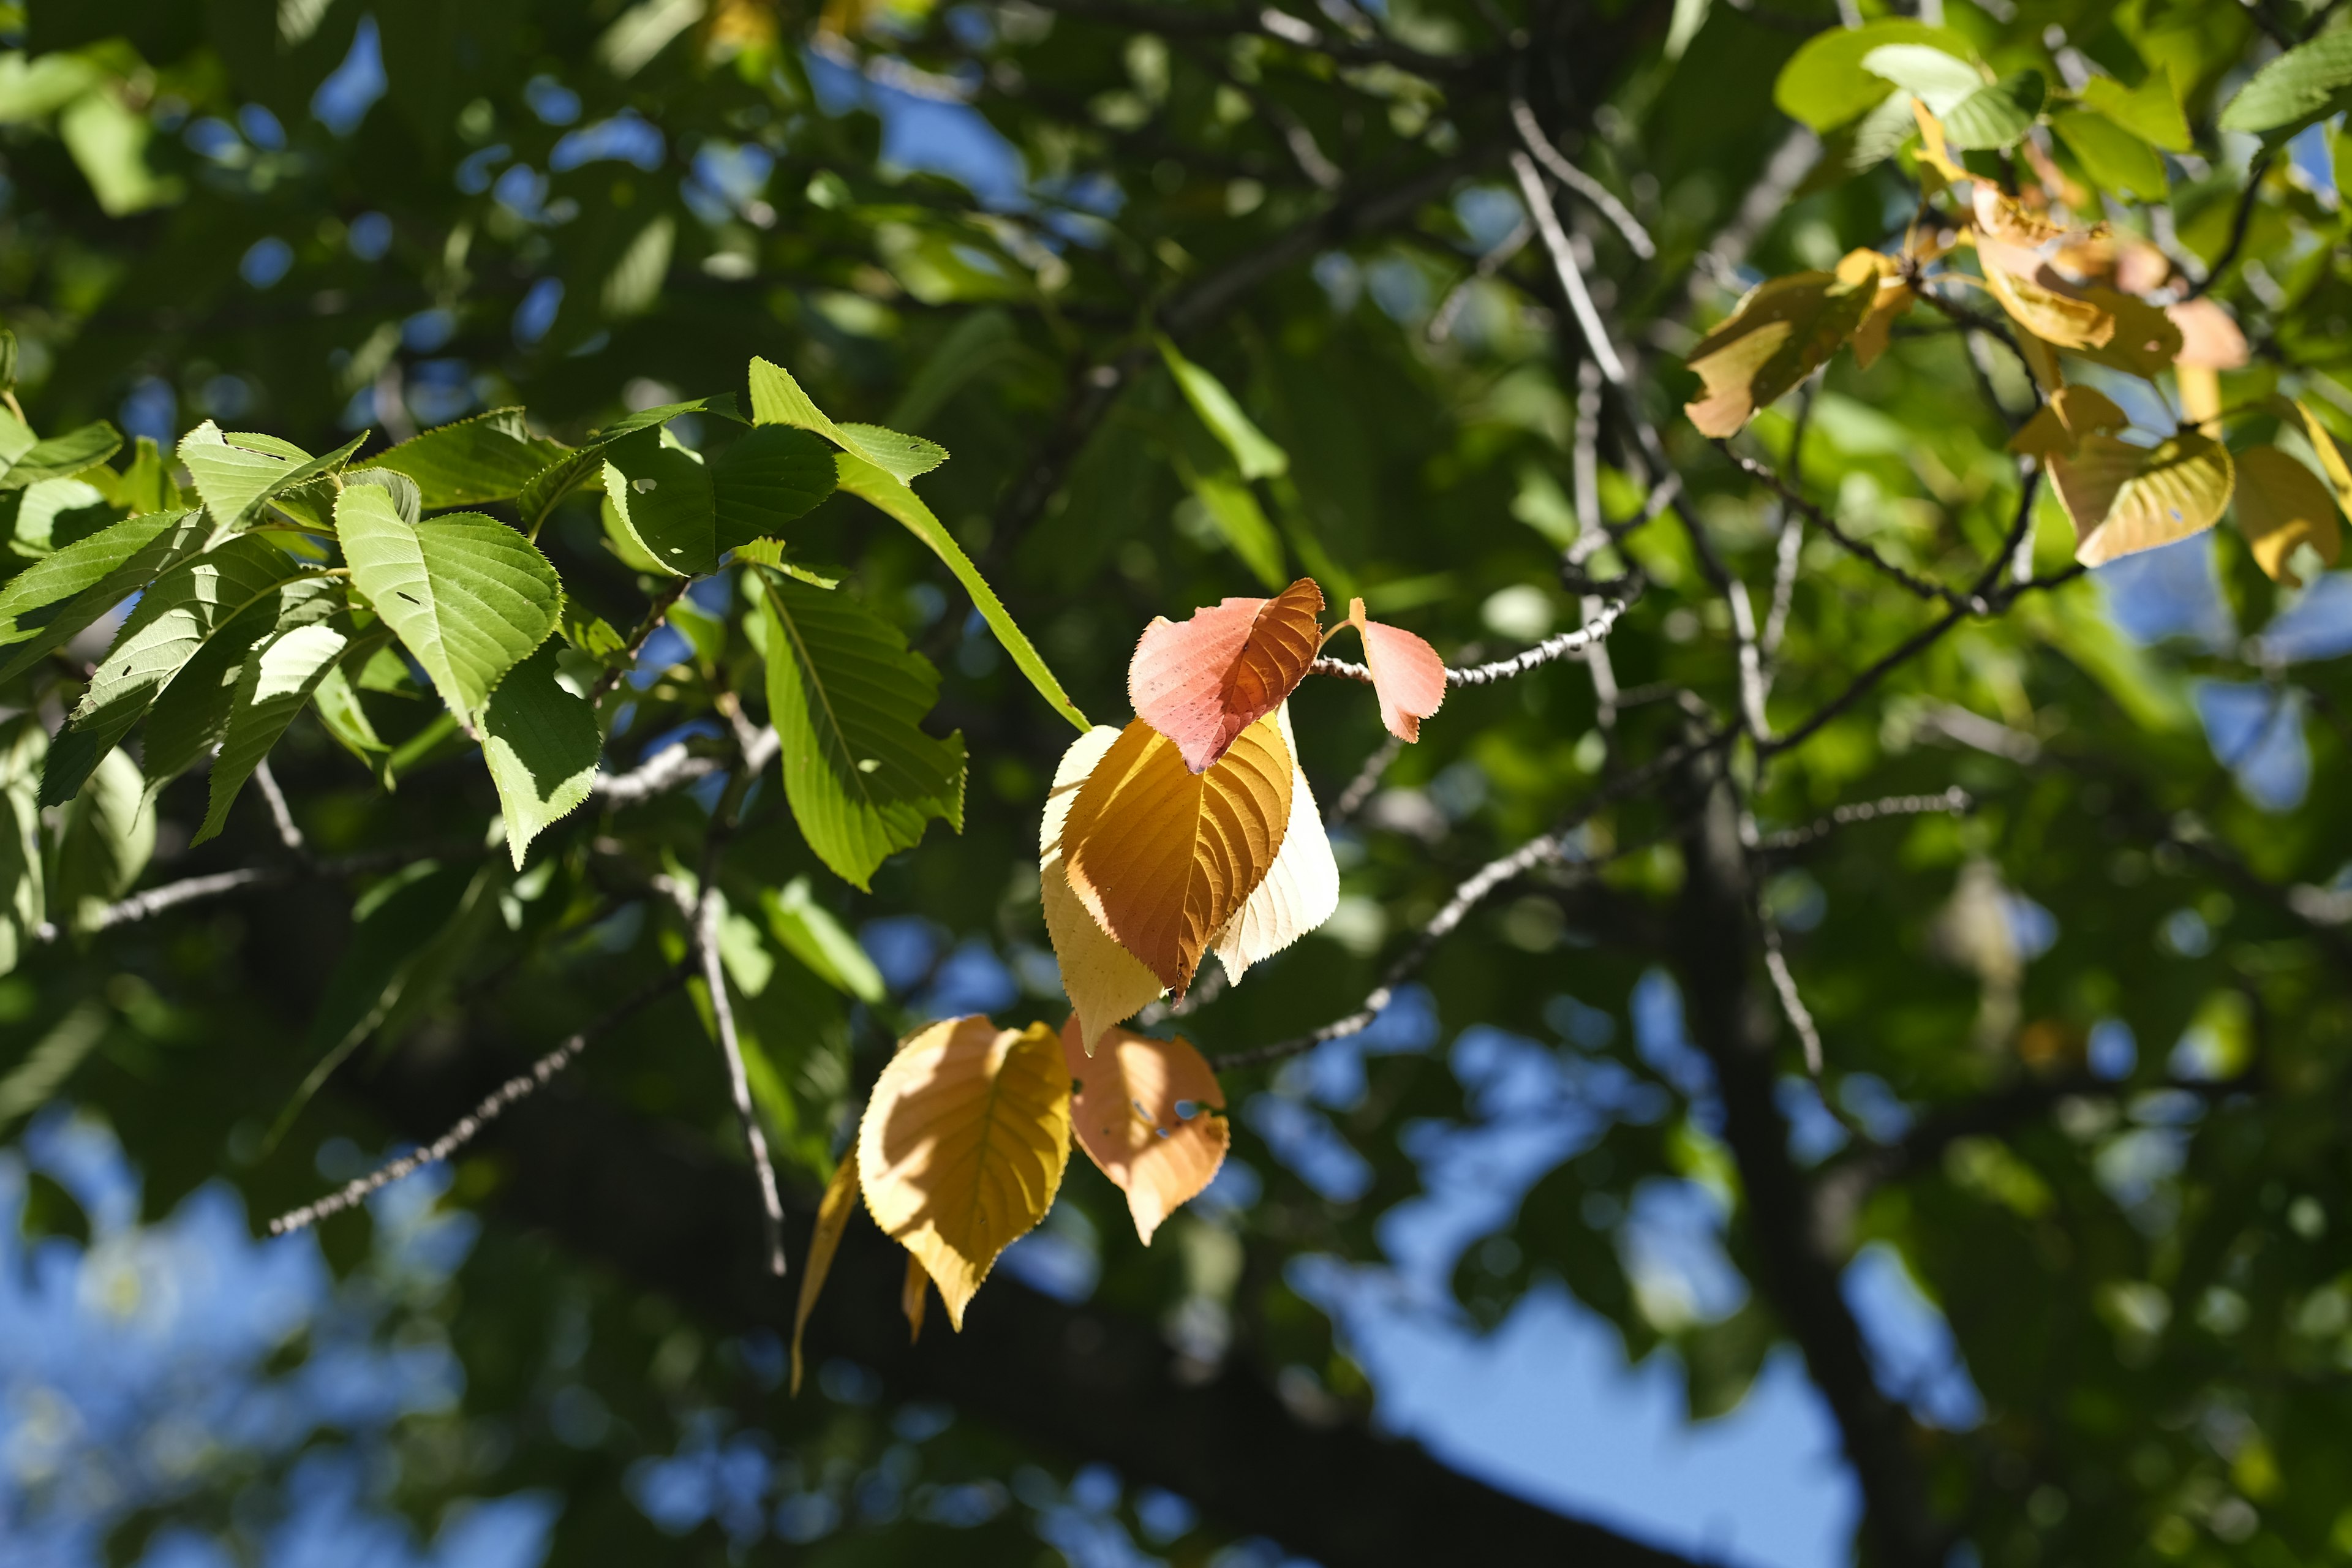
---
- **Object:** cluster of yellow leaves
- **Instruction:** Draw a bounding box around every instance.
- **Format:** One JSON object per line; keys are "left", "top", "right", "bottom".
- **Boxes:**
{"left": 789, "top": 1014, "right": 1231, "bottom": 1381}
{"left": 1687, "top": 100, "right": 2349, "bottom": 581}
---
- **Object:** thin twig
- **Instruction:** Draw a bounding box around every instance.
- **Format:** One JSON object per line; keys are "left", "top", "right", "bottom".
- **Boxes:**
{"left": 1330, "top": 734, "right": 1404, "bottom": 824}
{"left": 1759, "top": 916, "right": 1824, "bottom": 1078}
{"left": 266, "top": 964, "right": 688, "bottom": 1237}
{"left": 1509, "top": 149, "right": 1628, "bottom": 387}
{"left": 2185, "top": 154, "right": 2272, "bottom": 302}
{"left": 1758, "top": 787, "right": 1973, "bottom": 853}
{"left": 1725, "top": 448, "right": 1978, "bottom": 611}
{"left": 684, "top": 873, "right": 790, "bottom": 1277}
{"left": 1310, "top": 596, "right": 1634, "bottom": 688}
{"left": 1428, "top": 216, "right": 1532, "bottom": 344}
{"left": 1507, "top": 98, "right": 1655, "bottom": 259}
{"left": 589, "top": 579, "right": 693, "bottom": 704}
{"left": 252, "top": 760, "right": 309, "bottom": 859}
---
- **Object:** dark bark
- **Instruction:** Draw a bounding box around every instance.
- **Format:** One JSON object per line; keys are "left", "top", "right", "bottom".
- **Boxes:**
{"left": 345, "top": 1027, "right": 1706, "bottom": 1568}
{"left": 1666, "top": 749, "right": 1942, "bottom": 1568}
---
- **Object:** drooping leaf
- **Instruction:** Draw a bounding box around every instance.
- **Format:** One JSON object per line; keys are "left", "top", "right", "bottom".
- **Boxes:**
{"left": 2053, "top": 432, "right": 2235, "bottom": 567}
{"left": 762, "top": 877, "right": 886, "bottom": 1003}
{"left": 1976, "top": 237, "right": 2116, "bottom": 351}
{"left": 2169, "top": 299, "right": 2250, "bottom": 371}
{"left": 1061, "top": 1019, "right": 1227, "bottom": 1246}
{"left": 746, "top": 356, "right": 948, "bottom": 484}
{"left": 510, "top": 396, "right": 744, "bottom": 529}
{"left": 759, "top": 568, "right": 965, "bottom": 891}
{"left": 2007, "top": 385, "right": 2130, "bottom": 461}
{"left": 2069, "top": 289, "right": 2184, "bottom": 378}
{"left": 2082, "top": 67, "right": 2190, "bottom": 152}
{"left": 0, "top": 719, "right": 46, "bottom": 977}
{"left": 176, "top": 423, "right": 366, "bottom": 532}
{"left": 312, "top": 651, "right": 391, "bottom": 764}
{"left": 1157, "top": 336, "right": 1288, "bottom": 481}
{"left": 1773, "top": 21, "right": 1978, "bottom": 131}
{"left": 0, "top": 420, "right": 120, "bottom": 491}
{"left": 336, "top": 484, "right": 564, "bottom": 720}
{"left": 480, "top": 644, "right": 600, "bottom": 869}
{"left": 369, "top": 408, "right": 571, "bottom": 509}
{"left": 2288, "top": 398, "right": 2352, "bottom": 517}
{"left": 1836, "top": 249, "right": 1913, "bottom": 370}
{"left": 194, "top": 622, "right": 350, "bottom": 844}
{"left": 858, "top": 1016, "right": 1072, "bottom": 1331}
{"left": 1683, "top": 271, "right": 1874, "bottom": 437}
{"left": 1341, "top": 597, "right": 1448, "bottom": 742}
{"left": 2218, "top": 29, "right": 2352, "bottom": 138}
{"left": 1042, "top": 725, "right": 1166, "bottom": 1055}
{"left": 0, "top": 507, "right": 192, "bottom": 643}
{"left": 601, "top": 424, "right": 717, "bottom": 578}
{"left": 831, "top": 453, "right": 1088, "bottom": 733}
{"left": 1129, "top": 578, "right": 1324, "bottom": 773}
{"left": 792, "top": 1154, "right": 862, "bottom": 1395}
{"left": 1061, "top": 712, "right": 1292, "bottom": 997}
{"left": 1213, "top": 704, "right": 1340, "bottom": 982}
{"left": 50, "top": 747, "right": 153, "bottom": 933}
{"left": 2052, "top": 111, "right": 2168, "bottom": 199}
{"left": 42, "top": 537, "right": 331, "bottom": 805}
{"left": 711, "top": 426, "right": 838, "bottom": 552}
{"left": 141, "top": 577, "right": 341, "bottom": 797}
{"left": 2233, "top": 447, "right": 2342, "bottom": 587}
{"left": 902, "top": 1254, "right": 928, "bottom": 1343}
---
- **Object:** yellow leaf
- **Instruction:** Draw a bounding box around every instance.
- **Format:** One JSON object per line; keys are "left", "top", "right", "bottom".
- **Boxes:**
{"left": 1063, "top": 714, "right": 1291, "bottom": 997}
{"left": 2289, "top": 398, "right": 2352, "bottom": 514}
{"left": 1041, "top": 725, "right": 1165, "bottom": 1054}
{"left": 1835, "top": 249, "right": 1913, "bottom": 371}
{"left": 1977, "top": 235, "right": 2115, "bottom": 351}
{"left": 2070, "top": 288, "right": 2182, "bottom": 379}
{"left": 791, "top": 1154, "right": 861, "bottom": 1396}
{"left": 1061, "top": 1018, "right": 1229, "bottom": 1246}
{"left": 1213, "top": 703, "right": 1338, "bottom": 984}
{"left": 2177, "top": 366, "right": 2222, "bottom": 428}
{"left": 1970, "top": 184, "right": 2084, "bottom": 247}
{"left": 2053, "top": 432, "right": 2235, "bottom": 567}
{"left": 1910, "top": 99, "right": 1972, "bottom": 185}
{"left": 902, "top": 1253, "right": 929, "bottom": 1343}
{"left": 2008, "top": 385, "right": 2130, "bottom": 461}
{"left": 1682, "top": 271, "right": 1874, "bottom": 437}
{"left": 2234, "top": 446, "right": 2343, "bottom": 587}
{"left": 858, "top": 1016, "right": 1072, "bottom": 1330}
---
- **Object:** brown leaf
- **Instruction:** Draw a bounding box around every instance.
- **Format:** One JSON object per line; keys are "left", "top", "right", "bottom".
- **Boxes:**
{"left": 1341, "top": 598, "right": 1448, "bottom": 742}
{"left": 791, "top": 1154, "right": 862, "bottom": 1396}
{"left": 1041, "top": 725, "right": 1166, "bottom": 1055}
{"left": 1061, "top": 1019, "right": 1230, "bottom": 1245}
{"left": 858, "top": 1016, "right": 1073, "bottom": 1330}
{"left": 1063, "top": 714, "right": 1292, "bottom": 996}
{"left": 2052, "top": 432, "right": 2235, "bottom": 567}
{"left": 1683, "top": 271, "right": 1874, "bottom": 437}
{"left": 1130, "top": 578, "right": 1325, "bottom": 773}
{"left": 2234, "top": 445, "right": 2342, "bottom": 587}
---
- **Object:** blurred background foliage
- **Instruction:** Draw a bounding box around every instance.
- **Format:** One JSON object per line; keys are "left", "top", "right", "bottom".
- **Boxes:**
{"left": 2, "top": 0, "right": 2352, "bottom": 1564}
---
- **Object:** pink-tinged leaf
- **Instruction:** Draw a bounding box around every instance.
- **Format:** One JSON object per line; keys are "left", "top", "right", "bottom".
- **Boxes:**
{"left": 1061, "top": 1017, "right": 1228, "bottom": 1245}
{"left": 1343, "top": 598, "right": 1447, "bottom": 742}
{"left": 1129, "top": 578, "right": 1324, "bottom": 772}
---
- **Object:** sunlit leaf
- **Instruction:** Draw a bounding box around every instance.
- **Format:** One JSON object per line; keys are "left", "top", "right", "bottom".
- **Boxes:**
{"left": 2052, "top": 111, "right": 2167, "bottom": 200}
{"left": 1683, "top": 271, "right": 1873, "bottom": 437}
{"left": 746, "top": 356, "right": 947, "bottom": 484}
{"left": 1061, "top": 1019, "right": 1228, "bottom": 1246}
{"left": 51, "top": 747, "right": 152, "bottom": 932}
{"left": 2233, "top": 446, "right": 2342, "bottom": 587}
{"left": 480, "top": 644, "right": 600, "bottom": 869}
{"left": 2054, "top": 432, "right": 2234, "bottom": 567}
{"left": 1835, "top": 249, "right": 1913, "bottom": 370}
{"left": 1212, "top": 703, "right": 1338, "bottom": 983}
{"left": 1042, "top": 725, "right": 1167, "bottom": 1055}
{"left": 0, "top": 420, "right": 119, "bottom": 491}
{"left": 1340, "top": 597, "right": 1448, "bottom": 742}
{"left": 2218, "top": 29, "right": 2352, "bottom": 138}
{"left": 762, "top": 876, "right": 887, "bottom": 1003}
{"left": 2082, "top": 67, "right": 2190, "bottom": 152}
{"left": 369, "top": 409, "right": 570, "bottom": 509}
{"left": 195, "top": 622, "right": 350, "bottom": 845}
{"left": 1130, "top": 577, "right": 1324, "bottom": 773}
{"left": 791, "top": 1154, "right": 861, "bottom": 1396}
{"left": 2007, "top": 385, "right": 2130, "bottom": 461}
{"left": 1158, "top": 335, "right": 1288, "bottom": 481}
{"left": 1773, "top": 21, "right": 1977, "bottom": 130}
{"left": 176, "top": 423, "right": 365, "bottom": 532}
{"left": 858, "top": 1016, "right": 1072, "bottom": 1330}
{"left": 1062, "top": 713, "right": 1291, "bottom": 997}
{"left": 1975, "top": 237, "right": 2114, "bottom": 351}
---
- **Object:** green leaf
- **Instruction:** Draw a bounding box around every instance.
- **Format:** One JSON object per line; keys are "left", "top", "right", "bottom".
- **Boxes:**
{"left": 177, "top": 423, "right": 368, "bottom": 532}
{"left": 0, "top": 509, "right": 208, "bottom": 682}
{"left": 86, "top": 435, "right": 178, "bottom": 516}
{"left": 58, "top": 90, "right": 178, "bottom": 216}
{"left": 763, "top": 875, "right": 886, "bottom": 1003}
{"left": 1183, "top": 470, "right": 1289, "bottom": 589}
{"left": 1773, "top": 21, "right": 1978, "bottom": 131}
{"left": 194, "top": 622, "right": 351, "bottom": 845}
{"left": 0, "top": 54, "right": 103, "bottom": 123}
{"left": 746, "top": 357, "right": 948, "bottom": 484}
{"left": 140, "top": 577, "right": 341, "bottom": 796}
{"left": 2218, "top": 29, "right": 2352, "bottom": 138}
{"left": 511, "top": 395, "right": 742, "bottom": 529}
{"left": 886, "top": 308, "right": 1020, "bottom": 431}
{"left": 480, "top": 644, "right": 600, "bottom": 869}
{"left": 2052, "top": 110, "right": 2168, "bottom": 199}
{"left": 0, "top": 421, "right": 120, "bottom": 491}
{"left": 369, "top": 408, "right": 570, "bottom": 509}
{"left": 832, "top": 453, "right": 1089, "bottom": 733}
{"left": 1158, "top": 336, "right": 1288, "bottom": 481}
{"left": 312, "top": 651, "right": 391, "bottom": 762}
{"left": 600, "top": 424, "right": 717, "bottom": 578}
{"left": 712, "top": 426, "right": 839, "bottom": 553}
{"left": 50, "top": 747, "right": 153, "bottom": 933}
{"left": 0, "top": 718, "right": 47, "bottom": 977}
{"left": 2081, "top": 68, "right": 2190, "bottom": 152}
{"left": 1864, "top": 47, "right": 2041, "bottom": 149}
{"left": 11, "top": 476, "right": 118, "bottom": 556}
{"left": 336, "top": 484, "right": 564, "bottom": 720}
{"left": 758, "top": 568, "right": 966, "bottom": 891}
{"left": 43, "top": 536, "right": 331, "bottom": 805}
{"left": 1862, "top": 42, "right": 1985, "bottom": 110}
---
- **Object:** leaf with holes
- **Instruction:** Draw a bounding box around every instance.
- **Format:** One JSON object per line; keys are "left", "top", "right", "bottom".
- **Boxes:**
{"left": 601, "top": 424, "right": 718, "bottom": 577}
{"left": 337, "top": 483, "right": 564, "bottom": 720}
{"left": 858, "top": 1016, "right": 1072, "bottom": 1330}
{"left": 1062, "top": 1019, "right": 1228, "bottom": 1246}
{"left": 1130, "top": 577, "right": 1323, "bottom": 772}
{"left": 758, "top": 568, "right": 964, "bottom": 891}
{"left": 177, "top": 422, "right": 366, "bottom": 531}
{"left": 2233, "top": 446, "right": 2341, "bottom": 587}
{"left": 1042, "top": 725, "right": 1166, "bottom": 1055}
{"left": 1062, "top": 712, "right": 1291, "bottom": 997}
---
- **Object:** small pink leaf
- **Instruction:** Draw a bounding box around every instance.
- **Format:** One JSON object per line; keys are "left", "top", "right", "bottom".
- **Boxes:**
{"left": 1129, "top": 578, "right": 1324, "bottom": 772}
{"left": 1344, "top": 598, "right": 1446, "bottom": 742}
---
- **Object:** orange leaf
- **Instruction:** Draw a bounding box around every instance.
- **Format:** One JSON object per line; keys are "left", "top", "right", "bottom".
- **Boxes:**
{"left": 1342, "top": 598, "right": 1447, "bottom": 742}
{"left": 902, "top": 1253, "right": 929, "bottom": 1343}
{"left": 1213, "top": 703, "right": 1339, "bottom": 982}
{"left": 1129, "top": 578, "right": 1325, "bottom": 772}
{"left": 1041, "top": 724, "right": 1166, "bottom": 1054}
{"left": 1834, "top": 250, "right": 1913, "bottom": 371}
{"left": 790, "top": 1153, "right": 862, "bottom": 1396}
{"left": 858, "top": 1016, "right": 1072, "bottom": 1330}
{"left": 2168, "top": 298, "right": 2250, "bottom": 371}
{"left": 1062, "top": 714, "right": 1292, "bottom": 996}
{"left": 1061, "top": 1018, "right": 1229, "bottom": 1245}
